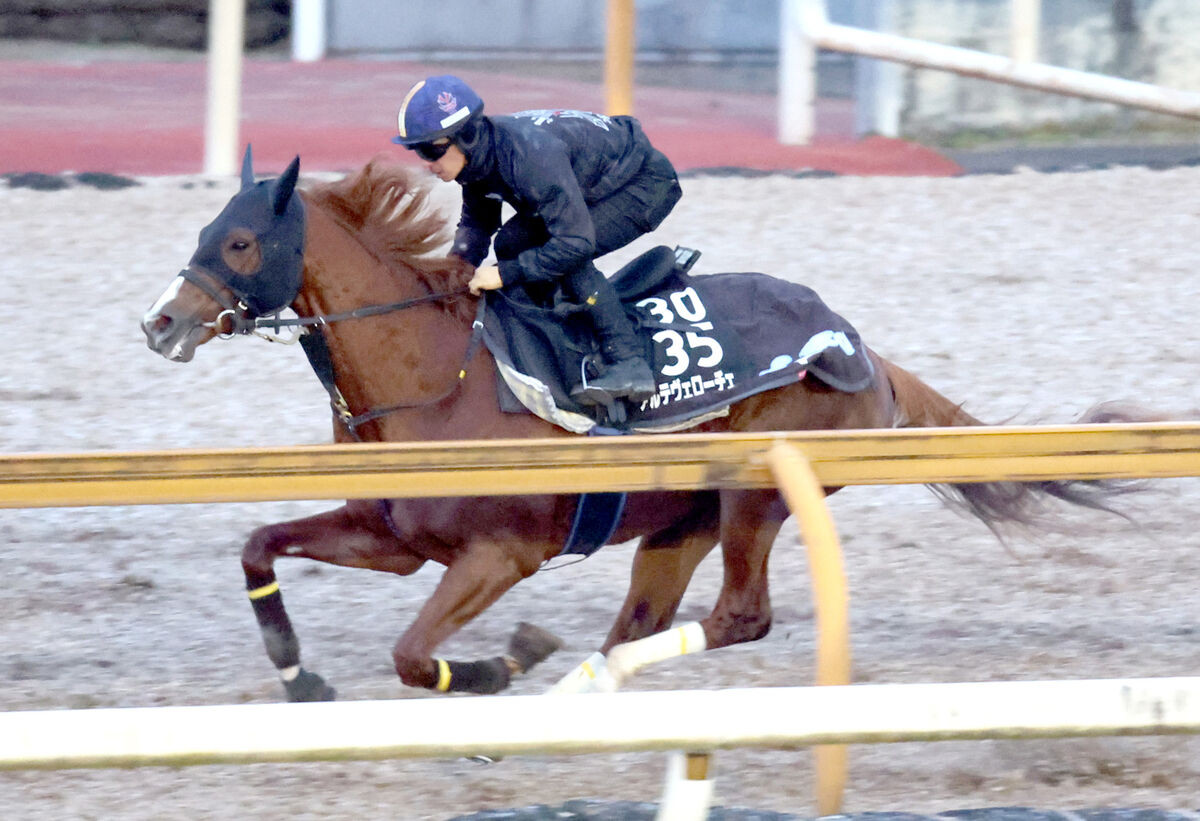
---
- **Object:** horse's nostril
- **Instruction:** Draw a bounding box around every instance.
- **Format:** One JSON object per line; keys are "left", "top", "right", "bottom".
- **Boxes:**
{"left": 141, "top": 312, "right": 173, "bottom": 342}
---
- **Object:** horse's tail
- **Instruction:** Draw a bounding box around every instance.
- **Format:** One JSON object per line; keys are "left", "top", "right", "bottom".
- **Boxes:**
{"left": 880, "top": 356, "right": 1151, "bottom": 536}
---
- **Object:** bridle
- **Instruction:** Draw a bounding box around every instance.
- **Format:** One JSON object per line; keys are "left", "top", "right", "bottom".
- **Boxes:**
{"left": 184, "top": 265, "right": 467, "bottom": 340}
{"left": 181, "top": 265, "right": 484, "bottom": 439}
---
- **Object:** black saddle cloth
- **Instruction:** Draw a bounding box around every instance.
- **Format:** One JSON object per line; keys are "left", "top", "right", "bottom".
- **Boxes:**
{"left": 481, "top": 246, "right": 875, "bottom": 432}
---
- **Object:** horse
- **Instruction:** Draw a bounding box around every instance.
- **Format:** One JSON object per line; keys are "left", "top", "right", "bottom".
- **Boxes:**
{"left": 141, "top": 150, "right": 1149, "bottom": 702}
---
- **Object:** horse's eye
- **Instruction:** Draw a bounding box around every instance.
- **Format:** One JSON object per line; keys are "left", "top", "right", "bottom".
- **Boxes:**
{"left": 230, "top": 240, "right": 250, "bottom": 251}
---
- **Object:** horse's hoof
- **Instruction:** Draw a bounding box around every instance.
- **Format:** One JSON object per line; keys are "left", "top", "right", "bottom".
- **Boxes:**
{"left": 283, "top": 668, "right": 337, "bottom": 702}
{"left": 507, "top": 622, "right": 563, "bottom": 672}
{"left": 463, "top": 754, "right": 503, "bottom": 765}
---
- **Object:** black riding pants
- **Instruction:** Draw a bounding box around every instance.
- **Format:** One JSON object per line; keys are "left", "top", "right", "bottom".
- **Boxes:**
{"left": 492, "top": 150, "right": 682, "bottom": 360}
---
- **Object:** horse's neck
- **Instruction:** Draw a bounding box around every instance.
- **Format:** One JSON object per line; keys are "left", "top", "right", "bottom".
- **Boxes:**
{"left": 293, "top": 204, "right": 480, "bottom": 440}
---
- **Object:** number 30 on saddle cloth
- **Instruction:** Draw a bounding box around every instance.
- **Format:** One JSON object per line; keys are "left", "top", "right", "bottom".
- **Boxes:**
{"left": 479, "top": 245, "right": 876, "bottom": 434}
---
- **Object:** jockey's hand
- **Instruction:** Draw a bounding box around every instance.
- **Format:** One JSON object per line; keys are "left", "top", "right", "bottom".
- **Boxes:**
{"left": 468, "top": 265, "right": 503, "bottom": 295}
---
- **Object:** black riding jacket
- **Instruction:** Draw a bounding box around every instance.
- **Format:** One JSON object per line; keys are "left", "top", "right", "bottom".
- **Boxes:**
{"left": 450, "top": 110, "right": 656, "bottom": 288}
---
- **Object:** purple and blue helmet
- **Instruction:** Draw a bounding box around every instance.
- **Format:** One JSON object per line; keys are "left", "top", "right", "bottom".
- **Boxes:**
{"left": 393, "top": 75, "right": 484, "bottom": 146}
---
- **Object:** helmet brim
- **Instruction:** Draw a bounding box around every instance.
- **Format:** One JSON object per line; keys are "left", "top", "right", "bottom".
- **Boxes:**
{"left": 392, "top": 104, "right": 483, "bottom": 147}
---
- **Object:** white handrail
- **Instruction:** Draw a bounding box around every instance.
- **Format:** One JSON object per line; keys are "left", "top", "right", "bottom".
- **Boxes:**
{"left": 4, "top": 677, "right": 1199, "bottom": 770}
{"left": 780, "top": 0, "right": 1200, "bottom": 144}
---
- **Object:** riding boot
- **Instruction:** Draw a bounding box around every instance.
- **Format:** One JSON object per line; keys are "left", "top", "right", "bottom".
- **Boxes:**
{"left": 569, "top": 283, "right": 656, "bottom": 404}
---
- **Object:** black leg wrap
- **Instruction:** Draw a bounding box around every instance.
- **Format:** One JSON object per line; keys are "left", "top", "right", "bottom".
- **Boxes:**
{"left": 246, "top": 571, "right": 334, "bottom": 702}
{"left": 440, "top": 657, "right": 512, "bottom": 695}
{"left": 248, "top": 588, "right": 301, "bottom": 670}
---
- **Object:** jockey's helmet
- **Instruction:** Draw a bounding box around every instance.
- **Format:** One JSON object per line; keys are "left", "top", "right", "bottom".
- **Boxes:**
{"left": 392, "top": 75, "right": 484, "bottom": 148}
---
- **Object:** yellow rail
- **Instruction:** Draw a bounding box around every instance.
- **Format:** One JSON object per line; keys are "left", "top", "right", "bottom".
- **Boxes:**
{"left": 2, "top": 423, "right": 1199, "bottom": 509}
{"left": 6, "top": 422, "right": 1199, "bottom": 815}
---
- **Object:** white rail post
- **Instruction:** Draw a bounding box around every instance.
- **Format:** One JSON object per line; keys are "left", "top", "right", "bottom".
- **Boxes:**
{"left": 203, "top": 0, "right": 246, "bottom": 176}
{"left": 292, "top": 0, "right": 327, "bottom": 62}
{"left": 852, "top": 0, "right": 901, "bottom": 137}
{"left": 778, "top": 0, "right": 823, "bottom": 144}
{"left": 1011, "top": 0, "right": 1041, "bottom": 63}
{"left": 656, "top": 751, "right": 715, "bottom": 821}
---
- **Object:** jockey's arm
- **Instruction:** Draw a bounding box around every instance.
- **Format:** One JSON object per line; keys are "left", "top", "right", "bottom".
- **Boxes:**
{"left": 497, "top": 146, "right": 596, "bottom": 289}
{"left": 452, "top": 186, "right": 502, "bottom": 266}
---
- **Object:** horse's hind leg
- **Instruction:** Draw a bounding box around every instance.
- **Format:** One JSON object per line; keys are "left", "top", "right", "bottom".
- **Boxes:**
{"left": 589, "top": 489, "right": 788, "bottom": 690}
{"left": 702, "top": 488, "right": 790, "bottom": 647}
{"left": 241, "top": 503, "right": 424, "bottom": 702}
{"left": 602, "top": 511, "right": 720, "bottom": 652}
{"left": 551, "top": 505, "right": 719, "bottom": 693}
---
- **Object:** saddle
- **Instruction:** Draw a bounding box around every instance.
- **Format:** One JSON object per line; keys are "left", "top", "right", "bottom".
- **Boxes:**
{"left": 480, "top": 246, "right": 876, "bottom": 433}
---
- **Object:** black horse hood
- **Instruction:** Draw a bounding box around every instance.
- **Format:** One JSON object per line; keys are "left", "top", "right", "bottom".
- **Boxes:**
{"left": 189, "top": 150, "right": 306, "bottom": 316}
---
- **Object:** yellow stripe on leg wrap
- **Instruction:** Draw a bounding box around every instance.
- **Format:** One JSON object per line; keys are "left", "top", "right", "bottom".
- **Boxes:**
{"left": 247, "top": 581, "right": 280, "bottom": 600}
{"left": 435, "top": 658, "right": 452, "bottom": 692}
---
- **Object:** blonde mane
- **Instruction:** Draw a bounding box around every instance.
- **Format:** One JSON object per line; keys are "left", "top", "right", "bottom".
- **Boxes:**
{"left": 302, "top": 158, "right": 475, "bottom": 317}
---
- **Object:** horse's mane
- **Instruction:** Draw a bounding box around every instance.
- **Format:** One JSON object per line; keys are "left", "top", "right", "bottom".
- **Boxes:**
{"left": 302, "top": 158, "right": 475, "bottom": 319}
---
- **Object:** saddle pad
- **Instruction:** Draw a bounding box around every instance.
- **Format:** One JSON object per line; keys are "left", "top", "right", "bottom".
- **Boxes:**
{"left": 482, "top": 258, "right": 875, "bottom": 433}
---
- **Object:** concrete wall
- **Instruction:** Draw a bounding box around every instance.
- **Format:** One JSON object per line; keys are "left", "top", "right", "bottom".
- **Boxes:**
{"left": 326, "top": 0, "right": 796, "bottom": 58}
{"left": 889, "top": 0, "right": 1200, "bottom": 134}
{"left": 0, "top": 1, "right": 289, "bottom": 49}
{"left": 323, "top": 0, "right": 1200, "bottom": 135}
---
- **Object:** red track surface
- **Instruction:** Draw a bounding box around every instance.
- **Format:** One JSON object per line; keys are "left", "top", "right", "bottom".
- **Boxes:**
{"left": 0, "top": 56, "right": 962, "bottom": 177}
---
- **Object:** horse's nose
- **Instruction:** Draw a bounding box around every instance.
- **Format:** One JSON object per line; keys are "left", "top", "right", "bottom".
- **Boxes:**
{"left": 141, "top": 311, "right": 173, "bottom": 350}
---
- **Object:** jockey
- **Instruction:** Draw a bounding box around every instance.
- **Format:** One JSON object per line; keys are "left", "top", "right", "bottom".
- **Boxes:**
{"left": 392, "top": 74, "right": 682, "bottom": 404}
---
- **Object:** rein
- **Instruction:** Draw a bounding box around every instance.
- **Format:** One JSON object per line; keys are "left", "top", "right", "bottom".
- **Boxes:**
{"left": 186, "top": 260, "right": 467, "bottom": 340}
{"left": 301, "top": 298, "right": 487, "bottom": 441}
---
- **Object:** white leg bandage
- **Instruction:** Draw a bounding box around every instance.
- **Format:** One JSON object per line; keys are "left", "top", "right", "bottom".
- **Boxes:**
{"left": 547, "top": 651, "right": 611, "bottom": 694}
{"left": 606, "top": 621, "right": 708, "bottom": 689}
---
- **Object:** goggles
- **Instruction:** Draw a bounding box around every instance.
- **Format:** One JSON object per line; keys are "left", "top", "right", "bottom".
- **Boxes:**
{"left": 411, "top": 139, "right": 451, "bottom": 161}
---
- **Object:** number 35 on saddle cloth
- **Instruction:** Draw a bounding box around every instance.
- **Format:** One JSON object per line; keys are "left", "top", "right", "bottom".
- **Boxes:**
{"left": 479, "top": 245, "right": 876, "bottom": 434}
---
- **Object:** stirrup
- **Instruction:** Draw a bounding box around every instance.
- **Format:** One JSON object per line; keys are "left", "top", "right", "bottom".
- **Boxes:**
{"left": 569, "top": 385, "right": 628, "bottom": 425}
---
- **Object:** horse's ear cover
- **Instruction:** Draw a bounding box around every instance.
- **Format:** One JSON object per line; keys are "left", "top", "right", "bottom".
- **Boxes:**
{"left": 240, "top": 144, "right": 255, "bottom": 190}
{"left": 272, "top": 156, "right": 301, "bottom": 215}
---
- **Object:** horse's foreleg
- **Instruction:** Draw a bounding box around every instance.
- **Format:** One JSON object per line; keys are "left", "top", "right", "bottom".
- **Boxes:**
{"left": 391, "top": 542, "right": 554, "bottom": 694}
{"left": 241, "top": 504, "right": 423, "bottom": 702}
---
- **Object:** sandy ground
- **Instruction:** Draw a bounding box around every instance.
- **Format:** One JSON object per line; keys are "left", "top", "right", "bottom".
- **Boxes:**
{"left": 2, "top": 165, "right": 1200, "bottom": 819}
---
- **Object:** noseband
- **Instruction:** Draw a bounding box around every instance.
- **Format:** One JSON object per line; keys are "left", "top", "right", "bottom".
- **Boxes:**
{"left": 180, "top": 267, "right": 256, "bottom": 338}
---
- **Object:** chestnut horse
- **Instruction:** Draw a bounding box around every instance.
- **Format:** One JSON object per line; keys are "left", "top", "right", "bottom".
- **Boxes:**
{"left": 142, "top": 152, "right": 1143, "bottom": 701}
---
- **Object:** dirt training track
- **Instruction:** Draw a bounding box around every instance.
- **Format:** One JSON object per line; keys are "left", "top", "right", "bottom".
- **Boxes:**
{"left": 2, "top": 158, "right": 1200, "bottom": 818}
